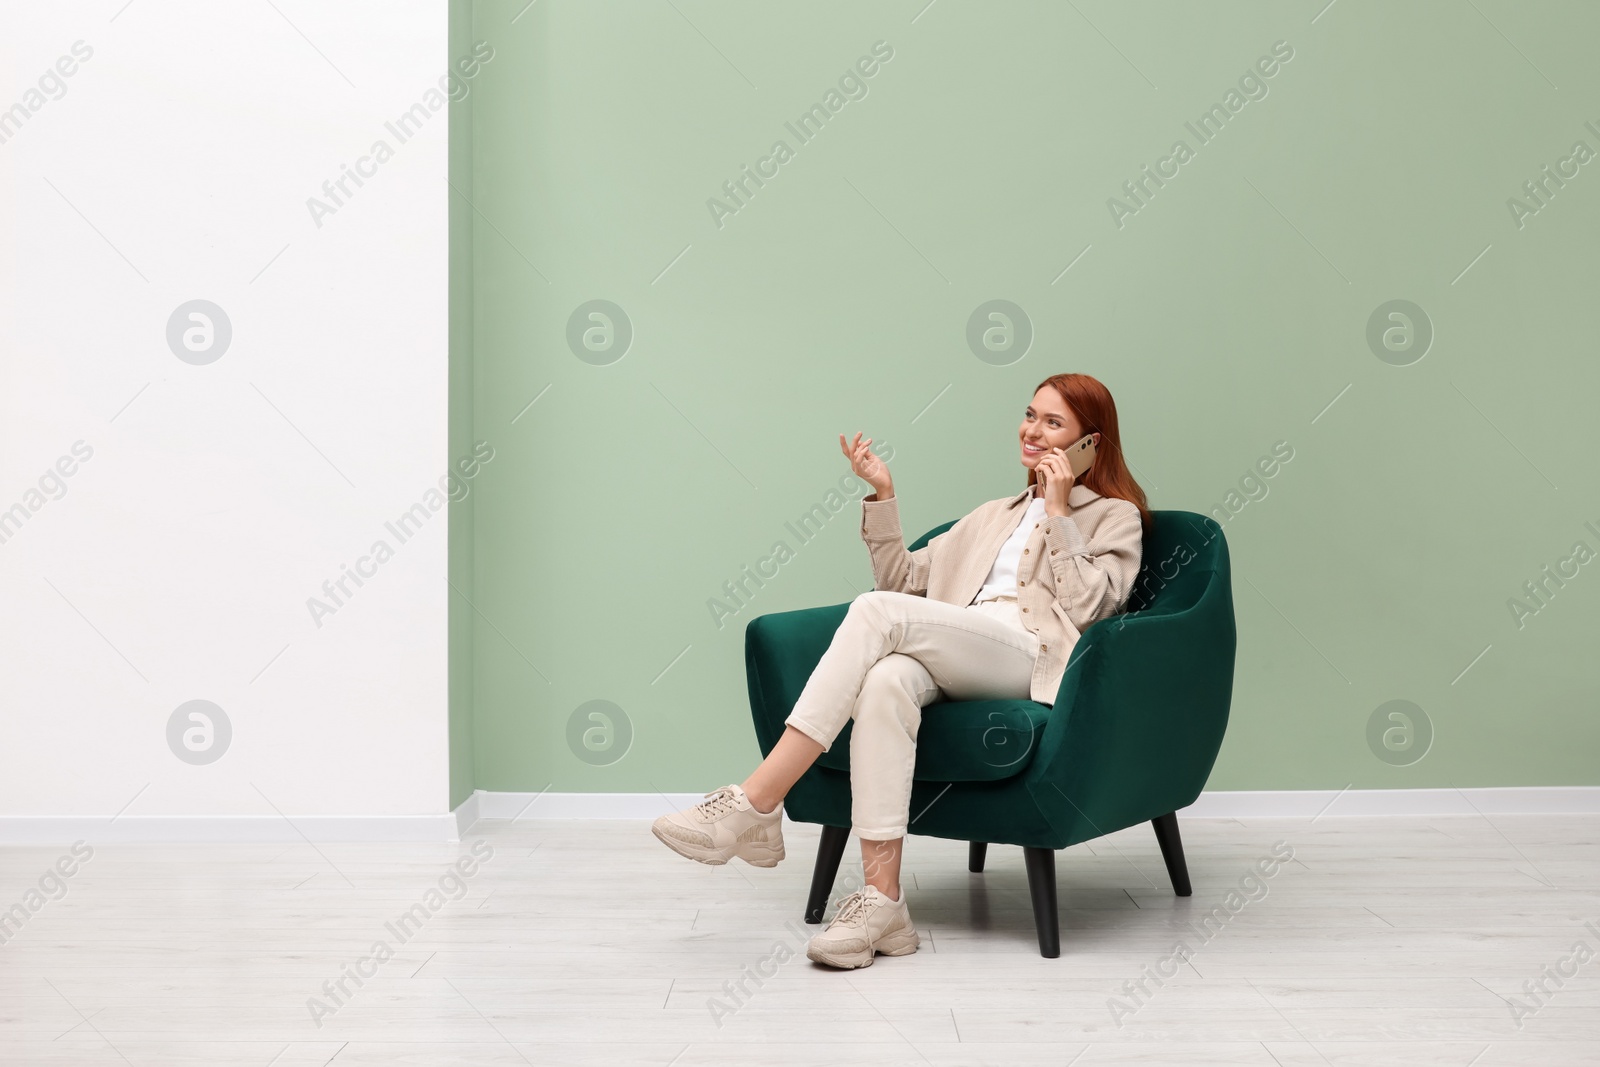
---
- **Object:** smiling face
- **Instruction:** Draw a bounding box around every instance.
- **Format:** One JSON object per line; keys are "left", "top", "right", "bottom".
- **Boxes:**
{"left": 1019, "top": 385, "right": 1099, "bottom": 472}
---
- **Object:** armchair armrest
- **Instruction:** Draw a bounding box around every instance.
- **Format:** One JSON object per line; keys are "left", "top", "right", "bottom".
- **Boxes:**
{"left": 1025, "top": 570, "right": 1237, "bottom": 846}
{"left": 744, "top": 602, "right": 850, "bottom": 756}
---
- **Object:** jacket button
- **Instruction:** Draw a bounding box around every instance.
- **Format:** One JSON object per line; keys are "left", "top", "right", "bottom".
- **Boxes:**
{"left": 1050, "top": 549, "right": 1058, "bottom": 555}
{"left": 1021, "top": 607, "right": 1028, "bottom": 612}
{"left": 1041, "top": 644, "right": 1048, "bottom": 651}
{"left": 1022, "top": 549, "right": 1028, "bottom": 555}
{"left": 1018, "top": 580, "right": 1025, "bottom": 587}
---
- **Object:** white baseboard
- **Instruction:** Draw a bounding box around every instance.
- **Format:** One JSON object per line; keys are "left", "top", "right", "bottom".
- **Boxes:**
{"left": 2, "top": 787, "right": 1594, "bottom": 845}
{"left": 1177, "top": 787, "right": 1600, "bottom": 818}
{"left": 452, "top": 789, "right": 483, "bottom": 839}
{"left": 475, "top": 790, "right": 716, "bottom": 820}
{"left": 473, "top": 785, "right": 1600, "bottom": 823}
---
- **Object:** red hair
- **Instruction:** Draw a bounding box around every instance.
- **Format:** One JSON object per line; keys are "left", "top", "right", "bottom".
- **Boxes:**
{"left": 1024, "top": 373, "right": 1151, "bottom": 537}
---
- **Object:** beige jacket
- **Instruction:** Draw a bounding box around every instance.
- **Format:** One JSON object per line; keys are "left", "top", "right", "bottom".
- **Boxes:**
{"left": 859, "top": 480, "right": 1144, "bottom": 705}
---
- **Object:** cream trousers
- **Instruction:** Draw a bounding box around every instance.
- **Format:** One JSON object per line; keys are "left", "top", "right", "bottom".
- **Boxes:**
{"left": 783, "top": 589, "right": 1042, "bottom": 841}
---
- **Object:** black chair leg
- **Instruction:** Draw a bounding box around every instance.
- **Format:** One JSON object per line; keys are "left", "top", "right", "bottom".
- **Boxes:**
{"left": 968, "top": 841, "right": 987, "bottom": 873}
{"left": 1151, "top": 811, "right": 1192, "bottom": 896}
{"left": 1022, "top": 846, "right": 1060, "bottom": 958}
{"left": 805, "top": 824, "right": 851, "bottom": 923}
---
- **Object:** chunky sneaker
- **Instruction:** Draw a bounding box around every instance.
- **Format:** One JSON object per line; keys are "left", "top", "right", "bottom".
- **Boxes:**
{"left": 806, "top": 885, "right": 920, "bottom": 969}
{"left": 651, "top": 784, "right": 785, "bottom": 867}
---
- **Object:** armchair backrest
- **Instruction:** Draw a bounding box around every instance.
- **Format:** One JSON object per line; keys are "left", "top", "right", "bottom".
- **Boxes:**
{"left": 908, "top": 509, "right": 1226, "bottom": 623}
{"left": 1122, "top": 511, "right": 1227, "bottom": 619}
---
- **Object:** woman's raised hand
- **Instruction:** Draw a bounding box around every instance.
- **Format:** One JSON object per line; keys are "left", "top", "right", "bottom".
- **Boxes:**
{"left": 840, "top": 432, "right": 893, "bottom": 499}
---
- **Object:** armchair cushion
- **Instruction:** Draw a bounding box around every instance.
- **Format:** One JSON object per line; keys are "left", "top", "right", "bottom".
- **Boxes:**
{"left": 814, "top": 697, "right": 1050, "bottom": 782}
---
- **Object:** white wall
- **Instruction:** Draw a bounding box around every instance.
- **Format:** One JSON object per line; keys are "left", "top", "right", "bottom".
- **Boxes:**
{"left": 0, "top": 1, "right": 452, "bottom": 835}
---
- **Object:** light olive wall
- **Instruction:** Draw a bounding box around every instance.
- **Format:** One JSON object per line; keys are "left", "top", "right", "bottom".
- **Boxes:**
{"left": 452, "top": 0, "right": 1600, "bottom": 797}
{"left": 448, "top": 0, "right": 477, "bottom": 809}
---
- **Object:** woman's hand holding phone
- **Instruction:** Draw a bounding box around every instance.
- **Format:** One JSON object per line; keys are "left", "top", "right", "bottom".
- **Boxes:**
{"left": 1036, "top": 438, "right": 1093, "bottom": 518}
{"left": 841, "top": 432, "right": 893, "bottom": 500}
{"left": 1036, "top": 448, "right": 1073, "bottom": 517}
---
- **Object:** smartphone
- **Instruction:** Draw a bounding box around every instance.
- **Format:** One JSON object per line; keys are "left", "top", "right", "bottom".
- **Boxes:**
{"left": 1063, "top": 434, "right": 1097, "bottom": 477}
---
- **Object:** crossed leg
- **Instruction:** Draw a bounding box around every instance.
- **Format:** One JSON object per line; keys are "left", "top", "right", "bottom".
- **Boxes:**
{"left": 743, "top": 590, "right": 1039, "bottom": 898}
{"left": 741, "top": 731, "right": 913, "bottom": 899}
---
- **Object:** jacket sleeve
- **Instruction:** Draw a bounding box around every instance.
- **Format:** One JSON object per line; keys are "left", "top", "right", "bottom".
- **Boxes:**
{"left": 860, "top": 494, "right": 946, "bottom": 597}
{"left": 1040, "top": 504, "right": 1143, "bottom": 631}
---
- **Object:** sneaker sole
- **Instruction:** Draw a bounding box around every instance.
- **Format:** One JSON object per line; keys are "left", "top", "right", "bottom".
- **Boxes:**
{"left": 651, "top": 822, "right": 785, "bottom": 868}
{"left": 806, "top": 927, "right": 920, "bottom": 969}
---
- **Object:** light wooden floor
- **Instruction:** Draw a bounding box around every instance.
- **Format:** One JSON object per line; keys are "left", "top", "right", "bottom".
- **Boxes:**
{"left": 2, "top": 813, "right": 1597, "bottom": 1065}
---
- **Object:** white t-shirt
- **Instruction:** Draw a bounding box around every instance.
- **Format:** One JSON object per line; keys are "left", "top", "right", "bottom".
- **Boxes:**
{"left": 971, "top": 495, "right": 1048, "bottom": 605}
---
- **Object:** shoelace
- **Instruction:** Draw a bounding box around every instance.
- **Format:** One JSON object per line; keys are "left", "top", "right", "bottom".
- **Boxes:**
{"left": 695, "top": 786, "right": 740, "bottom": 819}
{"left": 830, "top": 888, "right": 877, "bottom": 929}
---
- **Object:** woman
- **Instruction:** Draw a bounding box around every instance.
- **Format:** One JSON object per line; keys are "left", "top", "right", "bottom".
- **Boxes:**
{"left": 653, "top": 372, "right": 1149, "bottom": 969}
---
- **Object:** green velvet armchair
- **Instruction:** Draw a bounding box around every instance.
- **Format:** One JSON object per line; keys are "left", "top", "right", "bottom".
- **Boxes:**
{"left": 744, "top": 509, "right": 1236, "bottom": 957}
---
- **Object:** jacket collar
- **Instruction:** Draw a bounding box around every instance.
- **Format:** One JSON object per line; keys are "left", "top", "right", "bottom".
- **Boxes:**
{"left": 1009, "top": 480, "right": 1102, "bottom": 510}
